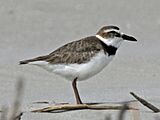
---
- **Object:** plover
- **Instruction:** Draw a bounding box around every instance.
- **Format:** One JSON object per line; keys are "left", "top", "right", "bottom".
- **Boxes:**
{"left": 19, "top": 25, "right": 137, "bottom": 104}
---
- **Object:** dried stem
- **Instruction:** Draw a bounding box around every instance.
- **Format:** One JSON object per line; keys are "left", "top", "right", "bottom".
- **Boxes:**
{"left": 0, "top": 106, "right": 8, "bottom": 120}
{"left": 130, "top": 92, "right": 160, "bottom": 113}
{"left": 117, "top": 104, "right": 128, "bottom": 120}
{"left": 10, "top": 78, "right": 24, "bottom": 120}
{"left": 14, "top": 112, "right": 23, "bottom": 120}
{"left": 32, "top": 103, "right": 137, "bottom": 113}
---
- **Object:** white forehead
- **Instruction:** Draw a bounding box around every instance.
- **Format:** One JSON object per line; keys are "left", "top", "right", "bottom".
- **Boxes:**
{"left": 104, "top": 29, "right": 120, "bottom": 33}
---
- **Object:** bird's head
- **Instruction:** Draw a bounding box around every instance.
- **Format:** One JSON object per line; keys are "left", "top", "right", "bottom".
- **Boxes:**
{"left": 96, "top": 26, "right": 137, "bottom": 48}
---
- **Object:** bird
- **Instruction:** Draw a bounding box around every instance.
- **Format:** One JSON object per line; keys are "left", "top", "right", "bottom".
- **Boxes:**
{"left": 19, "top": 25, "right": 137, "bottom": 104}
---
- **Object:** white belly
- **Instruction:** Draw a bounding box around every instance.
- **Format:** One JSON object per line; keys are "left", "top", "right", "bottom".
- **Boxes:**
{"left": 29, "top": 51, "right": 114, "bottom": 81}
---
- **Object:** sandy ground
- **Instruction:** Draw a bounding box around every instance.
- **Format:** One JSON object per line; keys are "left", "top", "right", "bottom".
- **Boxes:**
{"left": 0, "top": 0, "right": 160, "bottom": 119}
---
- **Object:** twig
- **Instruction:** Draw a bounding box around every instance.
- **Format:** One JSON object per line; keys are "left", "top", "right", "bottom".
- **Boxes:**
{"left": 129, "top": 101, "right": 141, "bottom": 120}
{"left": 32, "top": 101, "right": 49, "bottom": 104}
{"left": 130, "top": 92, "right": 160, "bottom": 113}
{"left": 10, "top": 78, "right": 24, "bottom": 120}
{"left": 117, "top": 104, "right": 128, "bottom": 120}
{"left": 0, "top": 106, "right": 8, "bottom": 120}
{"left": 32, "top": 103, "right": 137, "bottom": 113}
{"left": 14, "top": 112, "right": 23, "bottom": 120}
{"left": 105, "top": 115, "right": 111, "bottom": 120}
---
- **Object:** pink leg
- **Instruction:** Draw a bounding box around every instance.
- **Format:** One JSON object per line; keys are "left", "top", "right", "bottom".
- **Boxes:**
{"left": 72, "top": 78, "right": 83, "bottom": 104}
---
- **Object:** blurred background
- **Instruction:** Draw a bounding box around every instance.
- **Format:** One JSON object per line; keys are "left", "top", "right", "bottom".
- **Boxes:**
{"left": 0, "top": 0, "right": 160, "bottom": 119}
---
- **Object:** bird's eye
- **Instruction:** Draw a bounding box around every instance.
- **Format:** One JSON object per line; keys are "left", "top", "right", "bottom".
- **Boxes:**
{"left": 108, "top": 33, "right": 115, "bottom": 38}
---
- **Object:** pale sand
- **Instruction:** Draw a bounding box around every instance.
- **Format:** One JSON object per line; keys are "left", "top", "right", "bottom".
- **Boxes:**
{"left": 0, "top": 0, "right": 160, "bottom": 119}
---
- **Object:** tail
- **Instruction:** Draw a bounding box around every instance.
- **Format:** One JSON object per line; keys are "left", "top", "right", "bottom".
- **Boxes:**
{"left": 19, "top": 55, "right": 49, "bottom": 65}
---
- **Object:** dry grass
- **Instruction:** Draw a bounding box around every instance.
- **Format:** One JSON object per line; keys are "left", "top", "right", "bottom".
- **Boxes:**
{"left": 130, "top": 92, "right": 160, "bottom": 113}
{"left": 32, "top": 103, "right": 136, "bottom": 112}
{"left": 0, "top": 77, "right": 24, "bottom": 120}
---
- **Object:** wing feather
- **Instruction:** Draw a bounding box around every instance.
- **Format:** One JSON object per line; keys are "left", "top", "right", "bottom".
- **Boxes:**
{"left": 19, "top": 36, "right": 103, "bottom": 65}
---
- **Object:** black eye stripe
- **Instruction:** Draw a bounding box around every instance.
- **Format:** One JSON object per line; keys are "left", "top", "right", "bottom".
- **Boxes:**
{"left": 107, "top": 31, "right": 121, "bottom": 37}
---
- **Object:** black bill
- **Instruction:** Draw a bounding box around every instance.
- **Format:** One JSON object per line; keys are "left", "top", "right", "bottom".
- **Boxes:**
{"left": 122, "top": 34, "right": 137, "bottom": 41}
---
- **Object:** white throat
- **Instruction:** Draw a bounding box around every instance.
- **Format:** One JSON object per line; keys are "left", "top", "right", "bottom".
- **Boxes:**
{"left": 95, "top": 35, "right": 123, "bottom": 48}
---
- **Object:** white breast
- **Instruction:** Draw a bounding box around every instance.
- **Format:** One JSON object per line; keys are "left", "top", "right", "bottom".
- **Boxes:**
{"left": 28, "top": 51, "right": 114, "bottom": 81}
{"left": 72, "top": 51, "right": 114, "bottom": 80}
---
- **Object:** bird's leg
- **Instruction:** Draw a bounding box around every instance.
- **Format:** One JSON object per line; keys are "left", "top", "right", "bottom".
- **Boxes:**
{"left": 72, "top": 78, "right": 83, "bottom": 104}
